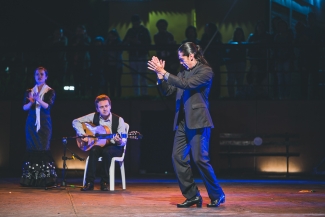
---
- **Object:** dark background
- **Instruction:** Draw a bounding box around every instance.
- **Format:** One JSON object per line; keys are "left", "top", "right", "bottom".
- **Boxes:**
{"left": 1, "top": 0, "right": 325, "bottom": 178}
{"left": 1, "top": 0, "right": 110, "bottom": 47}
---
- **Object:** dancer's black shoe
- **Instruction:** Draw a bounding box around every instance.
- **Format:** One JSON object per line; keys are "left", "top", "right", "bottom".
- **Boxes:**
{"left": 177, "top": 194, "right": 202, "bottom": 208}
{"left": 207, "top": 194, "right": 225, "bottom": 207}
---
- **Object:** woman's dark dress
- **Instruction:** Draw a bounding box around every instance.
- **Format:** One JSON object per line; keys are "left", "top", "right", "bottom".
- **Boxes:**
{"left": 20, "top": 88, "right": 57, "bottom": 187}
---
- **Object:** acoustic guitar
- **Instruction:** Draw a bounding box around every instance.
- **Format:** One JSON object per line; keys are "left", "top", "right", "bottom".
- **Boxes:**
{"left": 76, "top": 122, "right": 142, "bottom": 151}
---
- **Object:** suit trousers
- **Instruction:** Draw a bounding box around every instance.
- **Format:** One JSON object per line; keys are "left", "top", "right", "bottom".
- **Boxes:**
{"left": 172, "top": 119, "right": 224, "bottom": 200}
{"left": 86, "top": 145, "right": 123, "bottom": 184}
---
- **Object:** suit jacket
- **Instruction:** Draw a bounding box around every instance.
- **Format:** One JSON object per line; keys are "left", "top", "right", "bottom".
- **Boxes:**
{"left": 159, "top": 62, "right": 214, "bottom": 130}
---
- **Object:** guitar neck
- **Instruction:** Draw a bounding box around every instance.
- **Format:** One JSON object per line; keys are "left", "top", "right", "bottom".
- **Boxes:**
{"left": 95, "top": 133, "right": 127, "bottom": 139}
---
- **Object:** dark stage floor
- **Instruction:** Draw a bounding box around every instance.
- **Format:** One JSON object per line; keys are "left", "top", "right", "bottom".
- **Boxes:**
{"left": 0, "top": 174, "right": 325, "bottom": 216}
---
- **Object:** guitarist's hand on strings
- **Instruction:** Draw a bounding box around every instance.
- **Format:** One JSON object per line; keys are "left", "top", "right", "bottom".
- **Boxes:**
{"left": 81, "top": 134, "right": 89, "bottom": 143}
{"left": 113, "top": 134, "right": 122, "bottom": 145}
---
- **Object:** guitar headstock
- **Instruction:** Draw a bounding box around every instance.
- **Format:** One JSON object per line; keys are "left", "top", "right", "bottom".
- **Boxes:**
{"left": 128, "top": 131, "right": 143, "bottom": 140}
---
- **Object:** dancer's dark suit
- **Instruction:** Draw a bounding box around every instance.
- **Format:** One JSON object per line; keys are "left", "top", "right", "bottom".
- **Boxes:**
{"left": 148, "top": 42, "right": 225, "bottom": 208}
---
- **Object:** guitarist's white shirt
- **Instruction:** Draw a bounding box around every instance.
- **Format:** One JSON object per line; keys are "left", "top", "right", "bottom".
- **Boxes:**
{"left": 72, "top": 112, "right": 127, "bottom": 146}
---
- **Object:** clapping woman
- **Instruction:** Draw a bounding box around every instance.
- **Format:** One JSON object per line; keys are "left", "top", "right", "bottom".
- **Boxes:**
{"left": 20, "top": 67, "right": 57, "bottom": 187}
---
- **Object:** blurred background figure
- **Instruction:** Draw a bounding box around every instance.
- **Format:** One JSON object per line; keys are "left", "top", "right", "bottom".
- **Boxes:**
{"left": 104, "top": 29, "right": 123, "bottom": 98}
{"left": 269, "top": 16, "right": 283, "bottom": 99}
{"left": 200, "top": 23, "right": 224, "bottom": 99}
{"left": 69, "top": 25, "right": 91, "bottom": 98}
{"left": 225, "top": 27, "right": 247, "bottom": 99}
{"left": 300, "top": 12, "right": 323, "bottom": 99}
{"left": 182, "top": 25, "right": 200, "bottom": 45}
{"left": 0, "top": 51, "right": 24, "bottom": 99}
{"left": 42, "top": 28, "right": 68, "bottom": 94}
{"left": 123, "top": 14, "right": 151, "bottom": 96}
{"left": 247, "top": 20, "right": 271, "bottom": 99}
{"left": 90, "top": 36, "right": 105, "bottom": 97}
{"left": 294, "top": 21, "right": 308, "bottom": 99}
{"left": 154, "top": 19, "right": 178, "bottom": 73}
{"left": 273, "top": 19, "right": 294, "bottom": 100}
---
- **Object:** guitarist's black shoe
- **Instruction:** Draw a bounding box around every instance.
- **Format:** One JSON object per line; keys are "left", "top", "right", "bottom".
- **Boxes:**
{"left": 177, "top": 193, "right": 202, "bottom": 208}
{"left": 100, "top": 182, "right": 108, "bottom": 191}
{"left": 80, "top": 183, "right": 94, "bottom": 191}
{"left": 207, "top": 194, "right": 225, "bottom": 207}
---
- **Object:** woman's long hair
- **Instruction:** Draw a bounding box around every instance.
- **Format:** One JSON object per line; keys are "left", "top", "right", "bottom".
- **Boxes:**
{"left": 178, "top": 42, "right": 210, "bottom": 67}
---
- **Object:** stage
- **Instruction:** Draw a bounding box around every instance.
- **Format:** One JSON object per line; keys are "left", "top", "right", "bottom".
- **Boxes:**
{"left": 0, "top": 175, "right": 324, "bottom": 216}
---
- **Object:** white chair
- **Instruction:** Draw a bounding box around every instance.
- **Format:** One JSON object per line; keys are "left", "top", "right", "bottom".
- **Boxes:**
{"left": 83, "top": 123, "right": 129, "bottom": 191}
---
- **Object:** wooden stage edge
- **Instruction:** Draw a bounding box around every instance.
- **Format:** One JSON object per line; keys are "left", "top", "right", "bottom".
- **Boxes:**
{"left": 0, "top": 176, "right": 325, "bottom": 216}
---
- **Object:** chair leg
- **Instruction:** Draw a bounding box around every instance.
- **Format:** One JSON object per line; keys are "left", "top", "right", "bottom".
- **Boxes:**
{"left": 119, "top": 161, "right": 126, "bottom": 190}
{"left": 83, "top": 157, "right": 89, "bottom": 186}
{"left": 109, "top": 160, "right": 115, "bottom": 191}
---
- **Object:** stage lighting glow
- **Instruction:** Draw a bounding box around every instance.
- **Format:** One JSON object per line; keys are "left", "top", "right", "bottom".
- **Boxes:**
{"left": 254, "top": 137, "right": 263, "bottom": 146}
{"left": 63, "top": 86, "right": 75, "bottom": 91}
{"left": 304, "top": 0, "right": 322, "bottom": 7}
{"left": 259, "top": 159, "right": 301, "bottom": 173}
{"left": 273, "top": 0, "right": 321, "bottom": 15}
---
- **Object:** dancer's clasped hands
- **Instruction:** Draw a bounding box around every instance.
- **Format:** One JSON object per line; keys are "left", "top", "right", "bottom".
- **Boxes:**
{"left": 147, "top": 56, "right": 167, "bottom": 79}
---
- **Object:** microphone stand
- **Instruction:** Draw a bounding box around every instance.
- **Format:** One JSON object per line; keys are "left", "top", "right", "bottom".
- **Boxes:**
{"left": 61, "top": 137, "right": 69, "bottom": 188}
{"left": 45, "top": 136, "right": 84, "bottom": 190}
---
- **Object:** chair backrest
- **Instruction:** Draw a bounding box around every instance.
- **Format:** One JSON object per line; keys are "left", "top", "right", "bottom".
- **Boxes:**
{"left": 120, "top": 122, "right": 129, "bottom": 158}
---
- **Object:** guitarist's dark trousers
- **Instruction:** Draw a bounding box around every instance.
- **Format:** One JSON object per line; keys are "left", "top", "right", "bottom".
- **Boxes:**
{"left": 86, "top": 145, "right": 123, "bottom": 184}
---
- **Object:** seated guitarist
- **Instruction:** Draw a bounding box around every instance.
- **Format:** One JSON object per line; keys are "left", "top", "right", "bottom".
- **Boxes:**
{"left": 72, "top": 94, "right": 127, "bottom": 191}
